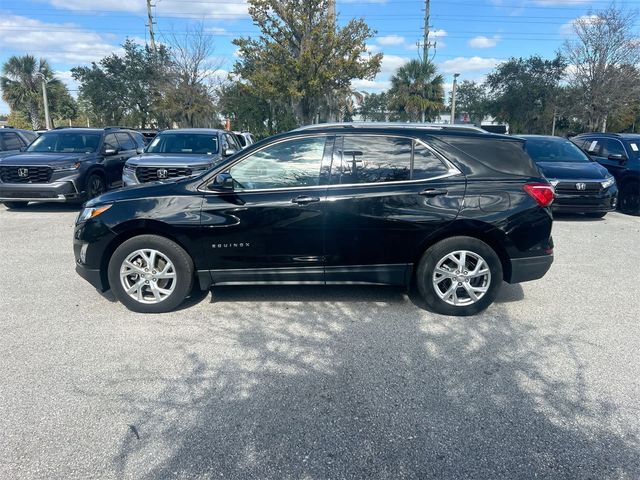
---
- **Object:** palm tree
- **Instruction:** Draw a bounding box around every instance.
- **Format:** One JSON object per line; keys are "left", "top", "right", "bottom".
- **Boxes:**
{"left": 388, "top": 59, "right": 444, "bottom": 122}
{"left": 1, "top": 55, "right": 60, "bottom": 130}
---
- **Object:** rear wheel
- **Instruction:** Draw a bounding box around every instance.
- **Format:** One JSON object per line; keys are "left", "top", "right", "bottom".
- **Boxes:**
{"left": 108, "top": 235, "right": 194, "bottom": 313}
{"left": 619, "top": 182, "right": 639, "bottom": 216}
{"left": 416, "top": 236, "right": 503, "bottom": 316}
{"left": 3, "top": 201, "right": 28, "bottom": 209}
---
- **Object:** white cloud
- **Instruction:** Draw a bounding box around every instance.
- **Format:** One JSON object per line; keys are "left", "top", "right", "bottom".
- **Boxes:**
{"left": 0, "top": 15, "right": 122, "bottom": 64}
{"left": 439, "top": 56, "right": 502, "bottom": 74}
{"left": 377, "top": 35, "right": 405, "bottom": 46}
{"left": 366, "top": 44, "right": 381, "bottom": 54}
{"left": 48, "top": 0, "right": 248, "bottom": 19}
{"left": 351, "top": 79, "right": 391, "bottom": 92}
{"left": 430, "top": 29, "right": 447, "bottom": 38}
{"left": 379, "top": 55, "right": 411, "bottom": 75}
{"left": 468, "top": 35, "right": 501, "bottom": 48}
{"left": 560, "top": 14, "right": 600, "bottom": 35}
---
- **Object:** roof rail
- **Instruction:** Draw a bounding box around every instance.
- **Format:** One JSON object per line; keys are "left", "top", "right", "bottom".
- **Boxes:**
{"left": 294, "top": 122, "right": 488, "bottom": 133}
{"left": 574, "top": 132, "right": 623, "bottom": 138}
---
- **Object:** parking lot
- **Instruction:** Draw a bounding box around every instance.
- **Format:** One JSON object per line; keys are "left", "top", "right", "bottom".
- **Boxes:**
{"left": 0, "top": 204, "right": 638, "bottom": 479}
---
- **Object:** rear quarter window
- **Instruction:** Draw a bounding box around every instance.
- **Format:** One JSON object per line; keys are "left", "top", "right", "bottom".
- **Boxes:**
{"left": 438, "top": 136, "right": 539, "bottom": 177}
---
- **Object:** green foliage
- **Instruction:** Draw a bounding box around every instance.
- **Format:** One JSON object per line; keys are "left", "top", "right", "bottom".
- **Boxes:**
{"left": 358, "top": 92, "right": 388, "bottom": 121}
{"left": 485, "top": 54, "right": 566, "bottom": 134}
{"left": 233, "top": 0, "right": 382, "bottom": 125}
{"left": 6, "top": 110, "right": 31, "bottom": 130}
{"left": 1, "top": 55, "right": 75, "bottom": 129}
{"left": 388, "top": 60, "right": 444, "bottom": 122}
{"left": 451, "top": 80, "right": 489, "bottom": 125}
{"left": 72, "top": 40, "right": 173, "bottom": 128}
{"left": 218, "top": 81, "right": 296, "bottom": 138}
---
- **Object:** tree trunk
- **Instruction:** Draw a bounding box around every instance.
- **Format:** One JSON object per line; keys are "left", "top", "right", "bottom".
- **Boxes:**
{"left": 28, "top": 102, "right": 41, "bottom": 130}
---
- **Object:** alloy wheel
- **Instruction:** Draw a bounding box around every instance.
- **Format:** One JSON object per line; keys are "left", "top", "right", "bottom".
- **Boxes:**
{"left": 119, "top": 249, "right": 177, "bottom": 304}
{"left": 432, "top": 250, "right": 491, "bottom": 306}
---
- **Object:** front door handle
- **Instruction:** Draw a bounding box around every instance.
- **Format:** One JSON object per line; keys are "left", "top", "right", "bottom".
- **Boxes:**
{"left": 292, "top": 195, "right": 321, "bottom": 205}
{"left": 419, "top": 188, "right": 448, "bottom": 197}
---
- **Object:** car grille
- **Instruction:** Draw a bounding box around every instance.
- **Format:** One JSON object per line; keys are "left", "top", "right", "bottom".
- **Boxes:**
{"left": 135, "top": 166, "right": 193, "bottom": 183}
{"left": 555, "top": 181, "right": 601, "bottom": 195}
{"left": 0, "top": 166, "right": 52, "bottom": 184}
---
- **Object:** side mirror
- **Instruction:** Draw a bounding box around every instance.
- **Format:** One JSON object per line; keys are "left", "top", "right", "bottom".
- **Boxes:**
{"left": 136, "top": 147, "right": 144, "bottom": 154}
{"left": 103, "top": 148, "right": 118, "bottom": 156}
{"left": 210, "top": 172, "right": 234, "bottom": 190}
{"left": 19, "top": 146, "right": 27, "bottom": 152}
{"left": 608, "top": 153, "right": 626, "bottom": 162}
{"left": 224, "top": 148, "right": 237, "bottom": 157}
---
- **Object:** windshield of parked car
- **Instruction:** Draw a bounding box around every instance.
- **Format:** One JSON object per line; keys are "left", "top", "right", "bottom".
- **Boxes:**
{"left": 524, "top": 137, "right": 591, "bottom": 163}
{"left": 146, "top": 133, "right": 219, "bottom": 154}
{"left": 26, "top": 132, "right": 101, "bottom": 153}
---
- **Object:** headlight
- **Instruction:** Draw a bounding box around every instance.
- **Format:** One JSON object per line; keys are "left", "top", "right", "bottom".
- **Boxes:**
{"left": 123, "top": 163, "right": 135, "bottom": 172}
{"left": 53, "top": 162, "right": 81, "bottom": 172}
{"left": 548, "top": 179, "right": 559, "bottom": 187}
{"left": 77, "top": 204, "right": 111, "bottom": 223}
{"left": 601, "top": 176, "right": 615, "bottom": 189}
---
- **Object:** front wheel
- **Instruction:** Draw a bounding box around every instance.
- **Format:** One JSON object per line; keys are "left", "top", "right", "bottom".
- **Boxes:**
{"left": 85, "top": 172, "right": 106, "bottom": 200}
{"left": 108, "top": 235, "right": 194, "bottom": 313}
{"left": 416, "top": 236, "right": 503, "bottom": 316}
{"left": 619, "top": 183, "right": 639, "bottom": 216}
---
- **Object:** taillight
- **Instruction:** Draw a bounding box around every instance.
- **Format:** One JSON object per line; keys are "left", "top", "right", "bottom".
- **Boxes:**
{"left": 523, "top": 182, "right": 555, "bottom": 207}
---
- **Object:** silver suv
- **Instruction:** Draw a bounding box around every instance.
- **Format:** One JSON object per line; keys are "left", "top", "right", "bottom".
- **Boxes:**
{"left": 123, "top": 128, "right": 241, "bottom": 186}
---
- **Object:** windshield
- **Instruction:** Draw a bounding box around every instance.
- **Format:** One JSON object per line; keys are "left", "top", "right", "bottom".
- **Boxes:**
{"left": 27, "top": 132, "right": 100, "bottom": 153}
{"left": 146, "top": 133, "right": 219, "bottom": 154}
{"left": 524, "top": 137, "right": 591, "bottom": 163}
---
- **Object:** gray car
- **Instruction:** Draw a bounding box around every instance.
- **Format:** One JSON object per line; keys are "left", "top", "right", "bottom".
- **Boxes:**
{"left": 122, "top": 128, "right": 241, "bottom": 186}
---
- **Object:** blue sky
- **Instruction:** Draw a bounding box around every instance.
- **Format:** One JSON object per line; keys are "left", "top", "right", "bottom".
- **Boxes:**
{"left": 0, "top": 0, "right": 636, "bottom": 114}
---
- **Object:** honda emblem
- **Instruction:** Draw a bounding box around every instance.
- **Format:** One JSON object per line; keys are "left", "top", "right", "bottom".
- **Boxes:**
{"left": 17, "top": 168, "right": 29, "bottom": 178}
{"left": 157, "top": 169, "right": 168, "bottom": 179}
{"left": 575, "top": 183, "right": 586, "bottom": 191}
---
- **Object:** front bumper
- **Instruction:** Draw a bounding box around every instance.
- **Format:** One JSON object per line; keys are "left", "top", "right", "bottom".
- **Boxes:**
{"left": 0, "top": 180, "right": 81, "bottom": 202}
{"left": 552, "top": 188, "right": 618, "bottom": 213}
{"left": 508, "top": 254, "right": 553, "bottom": 284}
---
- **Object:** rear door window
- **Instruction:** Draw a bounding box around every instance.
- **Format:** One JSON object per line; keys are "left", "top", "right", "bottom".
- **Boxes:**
{"left": 1, "top": 132, "right": 24, "bottom": 150}
{"left": 115, "top": 132, "right": 136, "bottom": 151}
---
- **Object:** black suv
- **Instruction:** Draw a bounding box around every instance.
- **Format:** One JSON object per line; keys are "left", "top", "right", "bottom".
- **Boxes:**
{"left": 74, "top": 123, "right": 555, "bottom": 316}
{"left": 0, "top": 127, "right": 38, "bottom": 154}
{"left": 0, "top": 127, "right": 145, "bottom": 208}
{"left": 571, "top": 133, "right": 640, "bottom": 215}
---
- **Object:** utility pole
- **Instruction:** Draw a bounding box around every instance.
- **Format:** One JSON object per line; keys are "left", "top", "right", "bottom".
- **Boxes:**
{"left": 421, "top": 0, "right": 436, "bottom": 62}
{"left": 35, "top": 72, "right": 51, "bottom": 130}
{"left": 551, "top": 105, "right": 557, "bottom": 136}
{"left": 450, "top": 73, "right": 460, "bottom": 125}
{"left": 146, "top": 0, "right": 157, "bottom": 53}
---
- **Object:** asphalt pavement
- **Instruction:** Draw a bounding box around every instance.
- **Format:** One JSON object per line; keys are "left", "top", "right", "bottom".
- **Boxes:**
{"left": 0, "top": 204, "right": 639, "bottom": 479}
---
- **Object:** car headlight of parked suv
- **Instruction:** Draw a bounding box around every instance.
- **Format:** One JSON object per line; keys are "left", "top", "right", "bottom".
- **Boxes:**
{"left": 77, "top": 204, "right": 111, "bottom": 223}
{"left": 601, "top": 176, "right": 615, "bottom": 189}
{"left": 52, "top": 162, "right": 81, "bottom": 172}
{"left": 123, "top": 163, "right": 136, "bottom": 172}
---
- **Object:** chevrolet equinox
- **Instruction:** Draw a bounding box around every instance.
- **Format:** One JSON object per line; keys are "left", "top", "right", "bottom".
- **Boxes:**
{"left": 74, "top": 123, "right": 555, "bottom": 316}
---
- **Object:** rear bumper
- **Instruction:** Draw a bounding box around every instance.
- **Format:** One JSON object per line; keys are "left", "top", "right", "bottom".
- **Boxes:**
{"left": 0, "top": 181, "right": 81, "bottom": 202}
{"left": 508, "top": 255, "right": 553, "bottom": 284}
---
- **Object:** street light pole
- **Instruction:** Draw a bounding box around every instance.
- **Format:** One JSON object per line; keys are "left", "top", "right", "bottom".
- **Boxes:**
{"left": 450, "top": 73, "right": 460, "bottom": 125}
{"left": 35, "top": 73, "right": 51, "bottom": 130}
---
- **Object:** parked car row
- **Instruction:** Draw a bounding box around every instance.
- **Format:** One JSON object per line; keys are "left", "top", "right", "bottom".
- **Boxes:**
{"left": 0, "top": 127, "right": 254, "bottom": 208}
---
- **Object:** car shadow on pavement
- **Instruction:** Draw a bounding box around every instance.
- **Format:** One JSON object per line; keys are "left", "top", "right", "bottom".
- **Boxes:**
{"left": 553, "top": 213, "right": 606, "bottom": 222}
{"left": 93, "top": 298, "right": 639, "bottom": 479}
{"left": 1, "top": 202, "right": 81, "bottom": 213}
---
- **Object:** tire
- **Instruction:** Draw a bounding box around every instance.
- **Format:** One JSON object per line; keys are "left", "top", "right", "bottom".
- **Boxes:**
{"left": 107, "top": 235, "right": 194, "bottom": 313}
{"left": 619, "top": 182, "right": 640, "bottom": 216}
{"left": 416, "top": 236, "right": 503, "bottom": 316}
{"left": 3, "top": 201, "right": 29, "bottom": 209}
{"left": 585, "top": 212, "right": 607, "bottom": 218}
{"left": 85, "top": 172, "right": 106, "bottom": 200}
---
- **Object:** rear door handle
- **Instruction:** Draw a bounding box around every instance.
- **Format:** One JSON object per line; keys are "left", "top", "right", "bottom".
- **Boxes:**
{"left": 419, "top": 188, "right": 448, "bottom": 197}
{"left": 292, "top": 195, "right": 321, "bottom": 205}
